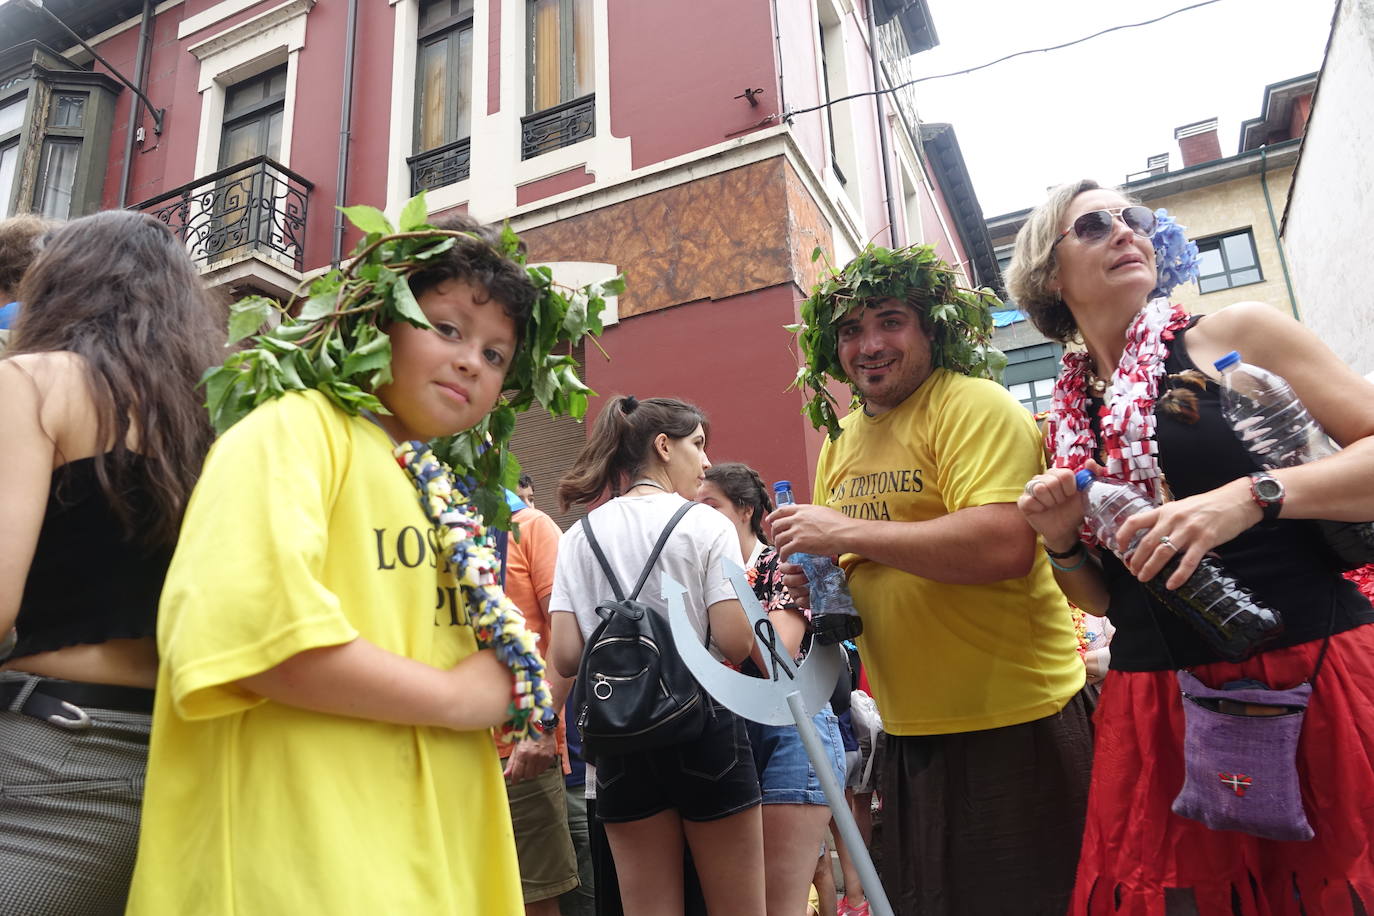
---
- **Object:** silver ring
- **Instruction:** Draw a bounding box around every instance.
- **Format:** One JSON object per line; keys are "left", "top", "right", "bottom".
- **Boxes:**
{"left": 1159, "top": 535, "right": 1178, "bottom": 551}
{"left": 1024, "top": 479, "right": 1039, "bottom": 495}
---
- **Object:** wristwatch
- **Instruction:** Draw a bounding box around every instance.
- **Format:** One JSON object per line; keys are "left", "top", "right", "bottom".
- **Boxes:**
{"left": 1249, "top": 472, "right": 1285, "bottom": 523}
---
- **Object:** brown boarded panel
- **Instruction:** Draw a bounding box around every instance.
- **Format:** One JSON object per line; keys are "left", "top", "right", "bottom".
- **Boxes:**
{"left": 508, "top": 342, "right": 591, "bottom": 531}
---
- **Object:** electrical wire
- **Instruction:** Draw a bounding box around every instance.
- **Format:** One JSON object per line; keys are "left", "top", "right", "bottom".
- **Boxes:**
{"left": 784, "top": 0, "right": 1224, "bottom": 120}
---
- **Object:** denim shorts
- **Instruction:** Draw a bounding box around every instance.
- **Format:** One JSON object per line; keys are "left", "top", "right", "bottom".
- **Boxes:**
{"left": 746, "top": 705, "right": 845, "bottom": 806}
{"left": 593, "top": 702, "right": 761, "bottom": 824}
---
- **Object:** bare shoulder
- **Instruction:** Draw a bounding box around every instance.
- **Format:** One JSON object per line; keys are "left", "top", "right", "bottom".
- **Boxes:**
{"left": 4, "top": 350, "right": 90, "bottom": 390}
{"left": 0, "top": 352, "right": 100, "bottom": 454}
{"left": 1191, "top": 301, "right": 1293, "bottom": 346}
{"left": 1189, "top": 302, "right": 1324, "bottom": 374}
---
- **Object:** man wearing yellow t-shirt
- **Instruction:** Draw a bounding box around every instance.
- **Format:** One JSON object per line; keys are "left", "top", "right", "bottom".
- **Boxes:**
{"left": 771, "top": 262, "right": 1091, "bottom": 916}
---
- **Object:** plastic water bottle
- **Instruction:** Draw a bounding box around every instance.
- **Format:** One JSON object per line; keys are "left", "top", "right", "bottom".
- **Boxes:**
{"left": 1075, "top": 469, "right": 1283, "bottom": 661}
{"left": 772, "top": 481, "right": 863, "bottom": 645}
{"left": 1214, "top": 351, "right": 1337, "bottom": 466}
{"left": 1215, "top": 351, "right": 1374, "bottom": 567}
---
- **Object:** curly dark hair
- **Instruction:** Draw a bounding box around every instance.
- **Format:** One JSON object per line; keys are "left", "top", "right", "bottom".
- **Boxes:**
{"left": 0, "top": 214, "right": 55, "bottom": 300}
{"left": 10, "top": 210, "right": 224, "bottom": 545}
{"left": 409, "top": 212, "right": 537, "bottom": 344}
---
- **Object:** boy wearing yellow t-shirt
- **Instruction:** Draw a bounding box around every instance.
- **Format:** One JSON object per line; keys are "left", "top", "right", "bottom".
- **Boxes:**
{"left": 127, "top": 214, "right": 579, "bottom": 914}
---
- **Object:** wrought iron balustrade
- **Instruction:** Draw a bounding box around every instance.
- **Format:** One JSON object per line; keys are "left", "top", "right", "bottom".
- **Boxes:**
{"left": 130, "top": 156, "right": 312, "bottom": 271}
{"left": 521, "top": 94, "right": 595, "bottom": 160}
{"left": 409, "top": 137, "right": 472, "bottom": 195}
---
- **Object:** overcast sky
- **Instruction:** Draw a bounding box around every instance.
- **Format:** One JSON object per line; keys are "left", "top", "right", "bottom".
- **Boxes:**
{"left": 907, "top": 0, "right": 1339, "bottom": 217}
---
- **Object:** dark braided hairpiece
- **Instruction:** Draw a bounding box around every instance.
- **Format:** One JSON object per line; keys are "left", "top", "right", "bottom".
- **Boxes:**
{"left": 704, "top": 462, "right": 774, "bottom": 545}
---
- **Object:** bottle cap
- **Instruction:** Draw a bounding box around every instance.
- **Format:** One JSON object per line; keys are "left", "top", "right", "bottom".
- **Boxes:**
{"left": 772, "top": 480, "right": 792, "bottom": 493}
{"left": 1213, "top": 350, "right": 1241, "bottom": 371}
{"left": 1074, "top": 469, "right": 1094, "bottom": 490}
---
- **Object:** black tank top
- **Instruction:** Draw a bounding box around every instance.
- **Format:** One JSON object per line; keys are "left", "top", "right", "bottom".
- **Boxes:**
{"left": 10, "top": 456, "right": 172, "bottom": 660}
{"left": 1098, "top": 325, "right": 1374, "bottom": 671}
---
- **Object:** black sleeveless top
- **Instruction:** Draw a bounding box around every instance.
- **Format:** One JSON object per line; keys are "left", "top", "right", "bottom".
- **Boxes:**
{"left": 1098, "top": 326, "right": 1374, "bottom": 671}
{"left": 10, "top": 456, "right": 172, "bottom": 659}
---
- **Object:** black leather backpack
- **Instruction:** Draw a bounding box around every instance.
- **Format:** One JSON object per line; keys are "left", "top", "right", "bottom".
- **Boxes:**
{"left": 573, "top": 502, "right": 710, "bottom": 758}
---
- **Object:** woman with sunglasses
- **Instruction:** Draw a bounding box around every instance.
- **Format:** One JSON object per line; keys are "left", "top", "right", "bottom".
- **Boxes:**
{"left": 1007, "top": 179, "right": 1374, "bottom": 915}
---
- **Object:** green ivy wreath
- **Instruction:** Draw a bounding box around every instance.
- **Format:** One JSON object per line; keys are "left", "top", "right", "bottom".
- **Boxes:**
{"left": 202, "top": 192, "right": 619, "bottom": 530}
{"left": 789, "top": 243, "right": 1007, "bottom": 440}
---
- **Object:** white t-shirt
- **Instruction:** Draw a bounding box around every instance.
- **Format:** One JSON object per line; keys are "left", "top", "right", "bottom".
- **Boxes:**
{"left": 551, "top": 493, "right": 744, "bottom": 800}
{"left": 550, "top": 492, "right": 743, "bottom": 649}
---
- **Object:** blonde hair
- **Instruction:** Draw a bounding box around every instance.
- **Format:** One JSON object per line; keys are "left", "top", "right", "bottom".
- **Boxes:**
{"left": 1006, "top": 179, "right": 1133, "bottom": 343}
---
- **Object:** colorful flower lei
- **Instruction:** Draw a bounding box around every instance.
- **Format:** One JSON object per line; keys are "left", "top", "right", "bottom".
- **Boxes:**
{"left": 395, "top": 439, "right": 554, "bottom": 741}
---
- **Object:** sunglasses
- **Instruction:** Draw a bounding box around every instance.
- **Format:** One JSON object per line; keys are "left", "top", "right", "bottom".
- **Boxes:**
{"left": 1050, "top": 206, "right": 1156, "bottom": 252}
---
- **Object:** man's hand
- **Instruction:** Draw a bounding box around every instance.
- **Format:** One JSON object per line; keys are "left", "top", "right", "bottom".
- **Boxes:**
{"left": 769, "top": 503, "right": 850, "bottom": 560}
{"left": 504, "top": 730, "right": 558, "bottom": 783}
{"left": 779, "top": 561, "right": 811, "bottom": 609}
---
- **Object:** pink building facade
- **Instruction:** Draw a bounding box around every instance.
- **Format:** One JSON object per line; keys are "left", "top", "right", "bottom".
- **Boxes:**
{"left": 1, "top": 0, "right": 997, "bottom": 526}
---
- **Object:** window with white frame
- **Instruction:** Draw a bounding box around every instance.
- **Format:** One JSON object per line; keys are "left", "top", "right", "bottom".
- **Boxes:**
{"left": 522, "top": 0, "right": 594, "bottom": 159}
{"left": 409, "top": 0, "right": 474, "bottom": 193}
{"left": 818, "top": 5, "right": 862, "bottom": 220}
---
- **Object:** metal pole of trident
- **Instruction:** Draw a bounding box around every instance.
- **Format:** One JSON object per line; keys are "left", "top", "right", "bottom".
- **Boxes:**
{"left": 664, "top": 561, "right": 894, "bottom": 916}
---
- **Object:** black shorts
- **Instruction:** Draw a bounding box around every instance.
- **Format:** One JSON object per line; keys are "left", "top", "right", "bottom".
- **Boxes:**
{"left": 593, "top": 703, "right": 762, "bottom": 824}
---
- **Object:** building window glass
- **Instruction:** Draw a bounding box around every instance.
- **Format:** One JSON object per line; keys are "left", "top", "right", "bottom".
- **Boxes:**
{"left": 818, "top": 23, "right": 845, "bottom": 184}
{"left": 50, "top": 94, "right": 86, "bottom": 129}
{"left": 415, "top": 0, "right": 474, "bottom": 154}
{"left": 1196, "top": 229, "right": 1263, "bottom": 293}
{"left": 0, "top": 142, "right": 18, "bottom": 218}
{"left": 527, "top": 0, "right": 592, "bottom": 113}
{"left": 1009, "top": 377, "right": 1056, "bottom": 413}
{"left": 1003, "top": 342, "right": 1063, "bottom": 413}
{"left": 220, "top": 66, "right": 287, "bottom": 166}
{"left": 36, "top": 138, "right": 80, "bottom": 220}
{"left": 0, "top": 96, "right": 24, "bottom": 135}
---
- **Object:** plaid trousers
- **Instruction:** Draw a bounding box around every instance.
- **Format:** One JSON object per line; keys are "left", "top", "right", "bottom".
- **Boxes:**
{"left": 0, "top": 672, "right": 151, "bottom": 916}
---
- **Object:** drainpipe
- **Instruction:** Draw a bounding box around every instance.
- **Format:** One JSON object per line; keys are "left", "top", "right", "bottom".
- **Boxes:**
{"left": 118, "top": 0, "right": 155, "bottom": 208}
{"left": 1258, "top": 144, "right": 1300, "bottom": 320}
{"left": 865, "top": 1, "right": 898, "bottom": 246}
{"left": 332, "top": 0, "right": 361, "bottom": 267}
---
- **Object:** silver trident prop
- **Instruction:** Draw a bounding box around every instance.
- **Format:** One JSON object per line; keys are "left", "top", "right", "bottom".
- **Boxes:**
{"left": 664, "top": 560, "right": 893, "bottom": 916}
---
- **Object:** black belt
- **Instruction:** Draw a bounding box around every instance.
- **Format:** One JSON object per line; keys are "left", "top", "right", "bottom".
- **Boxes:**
{"left": 1, "top": 677, "right": 155, "bottom": 729}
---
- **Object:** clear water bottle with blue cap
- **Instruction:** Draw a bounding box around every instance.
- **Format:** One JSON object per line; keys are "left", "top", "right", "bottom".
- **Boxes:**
{"left": 1214, "top": 350, "right": 1374, "bottom": 567}
{"left": 1214, "top": 351, "right": 1337, "bottom": 466}
{"left": 772, "top": 481, "right": 863, "bottom": 645}
{"left": 1075, "top": 469, "right": 1283, "bottom": 661}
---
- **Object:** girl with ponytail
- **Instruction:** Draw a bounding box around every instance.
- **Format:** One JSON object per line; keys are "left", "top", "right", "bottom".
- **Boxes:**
{"left": 698, "top": 463, "right": 847, "bottom": 915}
{"left": 549, "top": 396, "right": 764, "bottom": 915}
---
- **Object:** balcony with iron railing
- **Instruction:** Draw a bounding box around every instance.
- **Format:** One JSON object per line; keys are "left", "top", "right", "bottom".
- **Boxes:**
{"left": 130, "top": 156, "right": 313, "bottom": 280}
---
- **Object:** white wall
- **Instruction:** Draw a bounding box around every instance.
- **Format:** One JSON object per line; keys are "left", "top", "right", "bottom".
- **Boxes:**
{"left": 1284, "top": 0, "right": 1374, "bottom": 374}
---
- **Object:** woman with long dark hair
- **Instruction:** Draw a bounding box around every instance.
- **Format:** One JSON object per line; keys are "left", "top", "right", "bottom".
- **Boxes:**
{"left": 0, "top": 210, "right": 222, "bottom": 913}
{"left": 549, "top": 396, "right": 764, "bottom": 915}
{"left": 697, "top": 461, "right": 846, "bottom": 915}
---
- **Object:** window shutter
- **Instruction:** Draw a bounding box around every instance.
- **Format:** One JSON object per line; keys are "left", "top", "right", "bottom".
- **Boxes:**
{"left": 508, "top": 341, "right": 590, "bottom": 531}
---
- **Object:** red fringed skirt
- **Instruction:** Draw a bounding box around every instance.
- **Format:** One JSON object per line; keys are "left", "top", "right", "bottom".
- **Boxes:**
{"left": 1072, "top": 623, "right": 1374, "bottom": 915}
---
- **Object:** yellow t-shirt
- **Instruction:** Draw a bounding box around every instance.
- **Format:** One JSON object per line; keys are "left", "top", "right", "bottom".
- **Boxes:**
{"left": 815, "top": 369, "right": 1084, "bottom": 736}
{"left": 126, "top": 390, "right": 521, "bottom": 915}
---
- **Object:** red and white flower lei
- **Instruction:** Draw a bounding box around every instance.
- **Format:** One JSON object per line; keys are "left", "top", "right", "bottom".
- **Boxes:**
{"left": 1046, "top": 298, "right": 1191, "bottom": 542}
